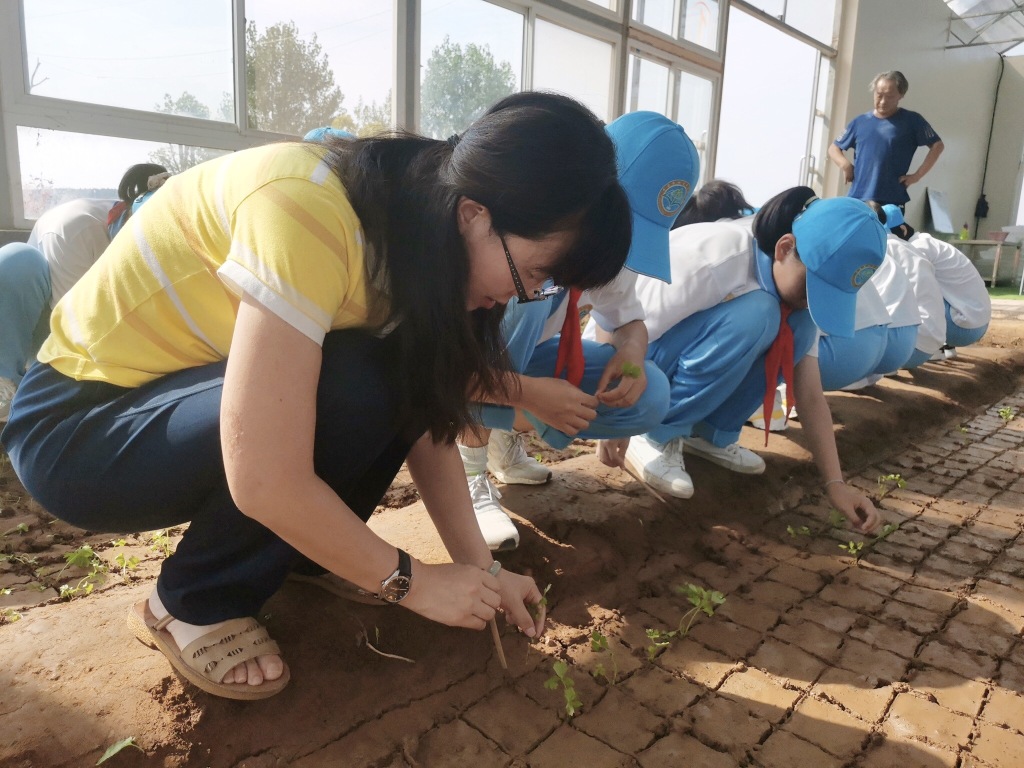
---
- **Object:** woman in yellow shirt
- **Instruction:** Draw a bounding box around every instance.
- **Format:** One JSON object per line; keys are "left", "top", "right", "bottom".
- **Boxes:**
{"left": 2, "top": 92, "right": 631, "bottom": 700}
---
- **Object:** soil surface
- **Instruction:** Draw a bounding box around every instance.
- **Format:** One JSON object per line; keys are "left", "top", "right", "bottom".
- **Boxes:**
{"left": 2, "top": 301, "right": 1024, "bottom": 768}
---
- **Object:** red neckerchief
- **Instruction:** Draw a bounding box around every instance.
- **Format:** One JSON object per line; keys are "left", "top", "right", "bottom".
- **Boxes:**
{"left": 554, "top": 288, "right": 585, "bottom": 387}
{"left": 761, "top": 303, "right": 795, "bottom": 446}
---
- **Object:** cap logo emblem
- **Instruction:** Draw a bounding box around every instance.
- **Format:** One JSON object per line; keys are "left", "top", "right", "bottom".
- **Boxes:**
{"left": 851, "top": 264, "right": 877, "bottom": 287}
{"left": 658, "top": 180, "right": 691, "bottom": 217}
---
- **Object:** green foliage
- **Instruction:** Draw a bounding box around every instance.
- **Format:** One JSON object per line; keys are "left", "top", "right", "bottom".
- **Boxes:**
{"left": 786, "top": 525, "right": 811, "bottom": 538}
{"left": 528, "top": 583, "right": 551, "bottom": 621}
{"left": 245, "top": 20, "right": 344, "bottom": 134}
{"left": 150, "top": 91, "right": 225, "bottom": 173}
{"left": 96, "top": 736, "right": 144, "bottom": 764}
{"left": 620, "top": 362, "right": 643, "bottom": 379}
{"left": 590, "top": 629, "right": 619, "bottom": 684}
{"left": 1, "top": 522, "right": 29, "bottom": 537}
{"left": 148, "top": 530, "right": 175, "bottom": 558}
{"left": 838, "top": 540, "right": 864, "bottom": 557}
{"left": 420, "top": 35, "right": 516, "bottom": 138}
{"left": 0, "top": 607, "right": 21, "bottom": 624}
{"left": 113, "top": 552, "right": 140, "bottom": 577}
{"left": 827, "top": 508, "right": 847, "bottom": 529}
{"left": 645, "top": 584, "right": 725, "bottom": 659}
{"left": 876, "top": 473, "right": 906, "bottom": 500}
{"left": 998, "top": 406, "right": 1016, "bottom": 422}
{"left": 57, "top": 545, "right": 107, "bottom": 599}
{"left": 544, "top": 659, "right": 582, "bottom": 717}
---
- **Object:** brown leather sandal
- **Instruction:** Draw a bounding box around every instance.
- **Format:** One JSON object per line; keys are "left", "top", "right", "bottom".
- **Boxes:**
{"left": 127, "top": 600, "right": 290, "bottom": 700}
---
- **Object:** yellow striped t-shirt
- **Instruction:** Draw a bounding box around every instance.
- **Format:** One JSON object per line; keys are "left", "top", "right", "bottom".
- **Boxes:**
{"left": 39, "top": 142, "right": 386, "bottom": 387}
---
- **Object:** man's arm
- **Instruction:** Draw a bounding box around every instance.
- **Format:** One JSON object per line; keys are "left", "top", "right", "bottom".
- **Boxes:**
{"left": 900, "top": 140, "right": 944, "bottom": 188}
{"left": 828, "top": 143, "right": 855, "bottom": 184}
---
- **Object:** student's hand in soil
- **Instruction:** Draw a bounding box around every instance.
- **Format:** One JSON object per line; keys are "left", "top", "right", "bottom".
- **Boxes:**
{"left": 521, "top": 377, "right": 598, "bottom": 435}
{"left": 596, "top": 438, "right": 628, "bottom": 468}
{"left": 828, "top": 482, "right": 881, "bottom": 534}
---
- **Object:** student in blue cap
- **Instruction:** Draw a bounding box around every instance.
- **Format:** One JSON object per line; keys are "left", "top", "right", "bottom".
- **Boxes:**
{"left": 626, "top": 189, "right": 884, "bottom": 533}
{"left": 459, "top": 111, "right": 698, "bottom": 550}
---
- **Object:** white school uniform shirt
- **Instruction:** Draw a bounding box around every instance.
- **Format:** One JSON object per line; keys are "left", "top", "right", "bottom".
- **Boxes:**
{"left": 543, "top": 266, "right": 645, "bottom": 344}
{"left": 629, "top": 217, "right": 820, "bottom": 355}
{"left": 852, "top": 281, "right": 890, "bottom": 330}
{"left": 869, "top": 254, "right": 920, "bottom": 329}
{"left": 909, "top": 232, "right": 991, "bottom": 330}
{"left": 885, "top": 234, "right": 945, "bottom": 354}
{"left": 27, "top": 198, "right": 116, "bottom": 306}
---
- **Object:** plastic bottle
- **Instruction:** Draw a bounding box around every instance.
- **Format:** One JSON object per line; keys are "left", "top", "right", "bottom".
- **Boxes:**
{"left": 959, "top": 222, "right": 969, "bottom": 241}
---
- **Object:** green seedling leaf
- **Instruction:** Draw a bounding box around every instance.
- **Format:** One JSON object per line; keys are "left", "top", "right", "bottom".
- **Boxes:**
{"left": 827, "top": 508, "right": 847, "bottom": 529}
{"left": 0, "top": 608, "right": 21, "bottom": 624}
{"left": 64, "top": 545, "right": 99, "bottom": 570}
{"left": 1, "top": 522, "right": 29, "bottom": 537}
{"left": 620, "top": 362, "right": 643, "bottom": 379}
{"left": 838, "top": 540, "right": 864, "bottom": 557}
{"left": 876, "top": 473, "right": 906, "bottom": 501}
{"left": 544, "top": 659, "right": 583, "bottom": 717}
{"left": 528, "top": 583, "right": 552, "bottom": 620}
{"left": 1, "top": 588, "right": 10, "bottom": 595}
{"left": 998, "top": 406, "right": 1016, "bottom": 422}
{"left": 96, "top": 736, "right": 144, "bottom": 764}
{"left": 533, "top": 453, "right": 544, "bottom": 463}
{"left": 786, "top": 525, "right": 811, "bottom": 538}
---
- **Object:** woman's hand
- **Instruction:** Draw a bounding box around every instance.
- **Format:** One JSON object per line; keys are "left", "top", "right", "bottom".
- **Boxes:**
{"left": 827, "top": 482, "right": 881, "bottom": 534}
{"left": 520, "top": 377, "right": 598, "bottom": 435}
{"left": 401, "top": 561, "right": 546, "bottom": 638}
{"left": 401, "top": 562, "right": 502, "bottom": 629}
{"left": 596, "top": 438, "right": 629, "bottom": 468}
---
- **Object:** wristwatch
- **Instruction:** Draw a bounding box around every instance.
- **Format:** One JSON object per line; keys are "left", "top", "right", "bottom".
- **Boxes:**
{"left": 375, "top": 548, "right": 413, "bottom": 603}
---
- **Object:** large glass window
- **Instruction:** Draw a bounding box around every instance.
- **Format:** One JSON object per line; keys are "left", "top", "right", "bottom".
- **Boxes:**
{"left": 740, "top": 0, "right": 838, "bottom": 45}
{"left": 675, "top": 70, "right": 715, "bottom": 187}
{"left": 22, "top": 0, "right": 234, "bottom": 122}
{"left": 420, "top": 0, "right": 523, "bottom": 139}
{"left": 715, "top": 7, "right": 817, "bottom": 205}
{"left": 533, "top": 18, "right": 614, "bottom": 121}
{"left": 17, "top": 127, "right": 228, "bottom": 219}
{"left": 244, "top": 2, "right": 394, "bottom": 136}
{"left": 631, "top": 0, "right": 720, "bottom": 52}
{"left": 626, "top": 53, "right": 671, "bottom": 114}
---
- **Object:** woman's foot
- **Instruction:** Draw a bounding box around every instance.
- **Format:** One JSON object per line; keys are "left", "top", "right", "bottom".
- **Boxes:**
{"left": 148, "top": 592, "right": 284, "bottom": 686}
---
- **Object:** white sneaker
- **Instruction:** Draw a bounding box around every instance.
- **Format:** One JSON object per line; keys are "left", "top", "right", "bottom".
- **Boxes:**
{"left": 624, "top": 435, "right": 694, "bottom": 499}
{"left": 683, "top": 437, "right": 766, "bottom": 475}
{"left": 0, "top": 377, "right": 16, "bottom": 423}
{"left": 487, "top": 430, "right": 552, "bottom": 485}
{"left": 943, "top": 346, "right": 958, "bottom": 360}
{"left": 747, "top": 386, "right": 788, "bottom": 432}
{"left": 467, "top": 473, "right": 520, "bottom": 551}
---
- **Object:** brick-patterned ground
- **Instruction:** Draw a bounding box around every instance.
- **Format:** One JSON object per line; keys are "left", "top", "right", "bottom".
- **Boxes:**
{"left": 2, "top": 307, "right": 1023, "bottom": 767}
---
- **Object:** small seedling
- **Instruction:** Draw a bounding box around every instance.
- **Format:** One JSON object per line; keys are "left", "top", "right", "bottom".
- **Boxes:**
{"left": 528, "top": 583, "right": 551, "bottom": 621}
{"left": 590, "top": 629, "right": 619, "bottom": 684}
{"left": 1, "top": 522, "right": 29, "bottom": 538}
{"left": 544, "top": 659, "right": 583, "bottom": 717}
{"left": 827, "top": 508, "right": 847, "bottom": 529}
{"left": 645, "top": 584, "right": 725, "bottom": 659}
{"left": 998, "top": 406, "right": 1016, "bottom": 423}
{"left": 957, "top": 425, "right": 969, "bottom": 433}
{"left": 838, "top": 540, "right": 864, "bottom": 557}
{"left": 148, "top": 530, "right": 175, "bottom": 558}
{"left": 876, "top": 473, "right": 906, "bottom": 501}
{"left": 876, "top": 522, "right": 900, "bottom": 540}
{"left": 1, "top": 553, "right": 38, "bottom": 566}
{"left": 620, "top": 361, "right": 643, "bottom": 379}
{"left": 96, "top": 736, "right": 144, "bottom": 765}
{"left": 786, "top": 525, "right": 811, "bottom": 538}
{"left": 113, "top": 552, "right": 140, "bottom": 577}
{"left": 533, "top": 453, "right": 544, "bottom": 463}
{"left": 0, "top": 607, "right": 21, "bottom": 624}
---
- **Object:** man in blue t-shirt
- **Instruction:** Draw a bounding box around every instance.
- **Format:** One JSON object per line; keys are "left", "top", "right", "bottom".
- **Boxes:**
{"left": 828, "top": 70, "right": 943, "bottom": 209}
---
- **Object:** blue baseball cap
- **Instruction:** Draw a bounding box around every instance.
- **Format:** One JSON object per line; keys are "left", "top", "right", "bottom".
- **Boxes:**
{"left": 792, "top": 197, "right": 886, "bottom": 338}
{"left": 881, "top": 204, "right": 904, "bottom": 229}
{"left": 606, "top": 111, "right": 700, "bottom": 283}
{"left": 303, "top": 127, "right": 355, "bottom": 142}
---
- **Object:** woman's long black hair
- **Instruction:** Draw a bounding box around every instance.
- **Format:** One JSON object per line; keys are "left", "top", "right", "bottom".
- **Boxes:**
{"left": 315, "top": 92, "right": 631, "bottom": 443}
{"left": 752, "top": 185, "right": 817, "bottom": 255}
{"left": 118, "top": 163, "right": 168, "bottom": 205}
{"left": 674, "top": 179, "right": 755, "bottom": 229}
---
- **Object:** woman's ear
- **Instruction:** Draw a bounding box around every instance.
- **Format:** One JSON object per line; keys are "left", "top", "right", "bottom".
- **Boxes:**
{"left": 456, "top": 196, "right": 491, "bottom": 236}
{"left": 774, "top": 232, "right": 797, "bottom": 262}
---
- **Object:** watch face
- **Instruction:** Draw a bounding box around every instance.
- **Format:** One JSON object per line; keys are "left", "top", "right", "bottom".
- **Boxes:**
{"left": 381, "top": 575, "right": 411, "bottom": 603}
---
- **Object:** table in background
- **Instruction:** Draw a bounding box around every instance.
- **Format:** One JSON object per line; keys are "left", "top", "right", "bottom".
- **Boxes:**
{"left": 951, "top": 239, "right": 1022, "bottom": 288}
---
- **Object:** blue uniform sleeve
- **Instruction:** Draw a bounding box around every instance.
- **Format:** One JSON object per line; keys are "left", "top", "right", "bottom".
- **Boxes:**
{"left": 911, "top": 111, "right": 941, "bottom": 147}
{"left": 834, "top": 116, "right": 858, "bottom": 150}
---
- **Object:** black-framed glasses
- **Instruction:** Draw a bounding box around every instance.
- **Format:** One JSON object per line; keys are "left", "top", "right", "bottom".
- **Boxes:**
{"left": 498, "top": 232, "right": 564, "bottom": 303}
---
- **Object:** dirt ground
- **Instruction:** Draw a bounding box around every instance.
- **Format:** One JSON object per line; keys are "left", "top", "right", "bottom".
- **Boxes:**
{"left": 2, "top": 302, "right": 1023, "bottom": 768}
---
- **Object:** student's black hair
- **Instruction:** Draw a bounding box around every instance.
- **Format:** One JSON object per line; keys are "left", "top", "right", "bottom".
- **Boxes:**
{"left": 866, "top": 200, "right": 914, "bottom": 240}
{"left": 118, "top": 163, "right": 168, "bottom": 205}
{"left": 318, "top": 91, "right": 631, "bottom": 443}
{"left": 752, "top": 185, "right": 817, "bottom": 256}
{"left": 673, "top": 179, "right": 755, "bottom": 229}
